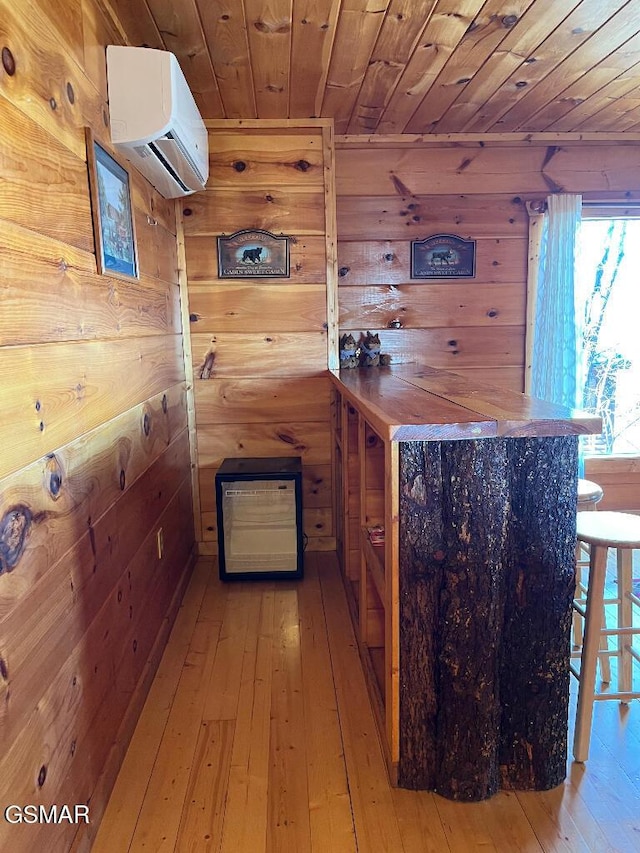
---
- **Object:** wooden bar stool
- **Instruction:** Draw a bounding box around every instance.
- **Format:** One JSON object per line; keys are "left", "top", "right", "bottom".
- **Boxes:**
{"left": 573, "top": 479, "right": 608, "bottom": 680}
{"left": 572, "top": 511, "right": 640, "bottom": 762}
{"left": 577, "top": 478, "right": 604, "bottom": 510}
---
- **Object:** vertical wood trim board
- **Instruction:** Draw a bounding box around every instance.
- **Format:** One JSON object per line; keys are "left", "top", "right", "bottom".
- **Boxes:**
{"left": 525, "top": 207, "right": 545, "bottom": 395}
{"left": 322, "top": 122, "right": 340, "bottom": 370}
{"left": 176, "top": 201, "right": 203, "bottom": 544}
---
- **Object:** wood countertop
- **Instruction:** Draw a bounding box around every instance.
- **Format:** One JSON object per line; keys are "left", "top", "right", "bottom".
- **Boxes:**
{"left": 329, "top": 364, "right": 602, "bottom": 442}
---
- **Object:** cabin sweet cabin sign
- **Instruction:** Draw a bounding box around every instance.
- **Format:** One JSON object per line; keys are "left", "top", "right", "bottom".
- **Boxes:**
{"left": 411, "top": 233, "right": 476, "bottom": 279}
{"left": 217, "top": 228, "right": 291, "bottom": 278}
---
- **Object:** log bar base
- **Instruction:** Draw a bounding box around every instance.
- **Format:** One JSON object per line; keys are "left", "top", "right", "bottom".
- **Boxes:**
{"left": 330, "top": 364, "right": 602, "bottom": 802}
{"left": 399, "top": 436, "right": 578, "bottom": 800}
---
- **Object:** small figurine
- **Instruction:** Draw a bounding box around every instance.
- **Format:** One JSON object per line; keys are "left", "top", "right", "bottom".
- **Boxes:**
{"left": 339, "top": 333, "right": 360, "bottom": 368}
{"left": 359, "top": 331, "right": 381, "bottom": 367}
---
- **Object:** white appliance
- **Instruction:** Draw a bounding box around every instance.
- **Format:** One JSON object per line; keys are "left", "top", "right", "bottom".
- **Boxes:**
{"left": 106, "top": 45, "right": 209, "bottom": 199}
{"left": 223, "top": 482, "right": 299, "bottom": 573}
{"left": 215, "top": 457, "right": 304, "bottom": 581}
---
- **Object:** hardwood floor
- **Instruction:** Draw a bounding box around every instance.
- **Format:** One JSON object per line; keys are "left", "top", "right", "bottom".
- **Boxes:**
{"left": 92, "top": 553, "right": 640, "bottom": 853}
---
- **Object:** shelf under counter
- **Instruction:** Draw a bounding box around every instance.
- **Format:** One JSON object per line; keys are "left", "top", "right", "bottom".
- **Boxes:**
{"left": 361, "top": 527, "right": 385, "bottom": 605}
{"left": 329, "top": 364, "right": 601, "bottom": 801}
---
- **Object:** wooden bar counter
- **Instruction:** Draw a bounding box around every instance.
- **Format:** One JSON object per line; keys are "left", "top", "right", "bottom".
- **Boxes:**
{"left": 329, "top": 364, "right": 601, "bottom": 801}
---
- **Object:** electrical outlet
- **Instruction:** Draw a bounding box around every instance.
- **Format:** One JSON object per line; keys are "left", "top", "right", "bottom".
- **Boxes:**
{"left": 156, "top": 527, "right": 164, "bottom": 560}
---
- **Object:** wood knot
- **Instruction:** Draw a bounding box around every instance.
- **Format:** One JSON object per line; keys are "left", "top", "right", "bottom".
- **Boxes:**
{"left": 295, "top": 159, "right": 310, "bottom": 172}
{"left": 0, "top": 505, "right": 32, "bottom": 574}
{"left": 277, "top": 432, "right": 296, "bottom": 444}
{"left": 49, "top": 472, "right": 62, "bottom": 497}
{"left": 143, "top": 412, "right": 151, "bottom": 437}
{"left": 119, "top": 470, "right": 126, "bottom": 491}
{"left": 161, "top": 394, "right": 168, "bottom": 414}
{"left": 44, "top": 453, "right": 64, "bottom": 501}
{"left": 37, "top": 765, "right": 47, "bottom": 788}
{"left": 233, "top": 161, "right": 247, "bottom": 172}
{"left": 66, "top": 82, "right": 75, "bottom": 104}
{"left": 2, "top": 46, "right": 16, "bottom": 76}
{"left": 338, "top": 266, "right": 350, "bottom": 277}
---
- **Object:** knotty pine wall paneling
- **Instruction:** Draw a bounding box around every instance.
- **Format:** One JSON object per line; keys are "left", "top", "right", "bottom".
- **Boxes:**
{"left": 0, "top": 0, "right": 195, "bottom": 849}
{"left": 183, "top": 120, "right": 338, "bottom": 554}
{"left": 335, "top": 137, "right": 640, "bottom": 392}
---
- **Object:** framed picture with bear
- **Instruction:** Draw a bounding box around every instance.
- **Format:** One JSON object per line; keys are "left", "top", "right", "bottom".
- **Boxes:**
{"left": 217, "top": 229, "right": 291, "bottom": 278}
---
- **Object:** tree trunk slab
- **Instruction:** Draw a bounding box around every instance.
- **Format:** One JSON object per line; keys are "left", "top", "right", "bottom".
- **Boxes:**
{"left": 398, "top": 435, "right": 578, "bottom": 800}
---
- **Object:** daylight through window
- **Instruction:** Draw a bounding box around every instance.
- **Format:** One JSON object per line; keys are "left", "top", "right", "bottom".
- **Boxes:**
{"left": 577, "top": 218, "right": 640, "bottom": 455}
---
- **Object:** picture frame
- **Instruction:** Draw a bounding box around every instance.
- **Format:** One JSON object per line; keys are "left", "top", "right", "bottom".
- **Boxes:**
{"left": 217, "top": 229, "right": 291, "bottom": 278}
{"left": 86, "top": 128, "right": 138, "bottom": 279}
{"left": 411, "top": 233, "right": 476, "bottom": 279}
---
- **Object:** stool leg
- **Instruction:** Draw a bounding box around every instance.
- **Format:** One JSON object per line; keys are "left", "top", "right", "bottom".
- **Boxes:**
{"left": 618, "top": 548, "right": 633, "bottom": 697}
{"left": 574, "top": 541, "right": 611, "bottom": 682}
{"left": 573, "top": 543, "right": 608, "bottom": 763}
{"left": 599, "top": 598, "right": 611, "bottom": 685}
{"left": 573, "top": 540, "right": 584, "bottom": 649}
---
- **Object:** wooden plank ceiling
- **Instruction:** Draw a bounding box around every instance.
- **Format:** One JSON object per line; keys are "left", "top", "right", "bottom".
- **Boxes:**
{"left": 111, "top": 0, "right": 640, "bottom": 134}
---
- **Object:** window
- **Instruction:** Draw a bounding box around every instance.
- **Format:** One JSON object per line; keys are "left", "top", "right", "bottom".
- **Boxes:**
{"left": 576, "top": 218, "right": 640, "bottom": 455}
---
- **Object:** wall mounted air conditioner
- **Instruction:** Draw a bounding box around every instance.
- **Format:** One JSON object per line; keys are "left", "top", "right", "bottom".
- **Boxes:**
{"left": 106, "top": 45, "right": 209, "bottom": 199}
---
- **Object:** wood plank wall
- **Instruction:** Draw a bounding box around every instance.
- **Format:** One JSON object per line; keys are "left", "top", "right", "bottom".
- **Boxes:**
{"left": 183, "top": 121, "right": 338, "bottom": 554}
{"left": 584, "top": 456, "right": 640, "bottom": 512}
{"left": 0, "top": 0, "right": 196, "bottom": 849}
{"left": 335, "top": 137, "right": 640, "bottom": 392}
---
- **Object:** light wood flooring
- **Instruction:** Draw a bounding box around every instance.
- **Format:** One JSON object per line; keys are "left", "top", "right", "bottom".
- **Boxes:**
{"left": 93, "top": 553, "right": 640, "bottom": 853}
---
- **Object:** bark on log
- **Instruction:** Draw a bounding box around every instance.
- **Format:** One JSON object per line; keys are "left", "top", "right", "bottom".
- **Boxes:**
{"left": 499, "top": 436, "right": 578, "bottom": 790}
{"left": 398, "top": 435, "right": 578, "bottom": 800}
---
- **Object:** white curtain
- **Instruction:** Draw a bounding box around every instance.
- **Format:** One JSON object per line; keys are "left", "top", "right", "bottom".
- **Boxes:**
{"left": 528, "top": 194, "right": 583, "bottom": 410}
